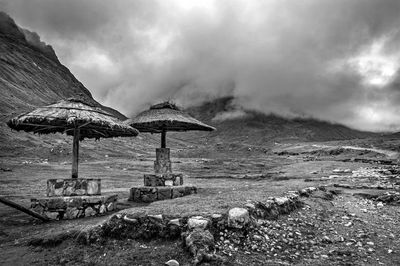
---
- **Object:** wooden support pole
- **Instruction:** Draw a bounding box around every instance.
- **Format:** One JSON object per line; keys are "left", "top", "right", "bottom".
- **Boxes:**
{"left": 0, "top": 197, "right": 50, "bottom": 222}
{"left": 161, "top": 130, "right": 166, "bottom": 148}
{"left": 72, "top": 127, "right": 80, "bottom": 179}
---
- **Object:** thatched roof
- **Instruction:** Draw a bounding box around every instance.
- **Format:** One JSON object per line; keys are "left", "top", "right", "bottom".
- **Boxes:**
{"left": 126, "top": 102, "right": 216, "bottom": 133}
{"left": 7, "top": 98, "right": 139, "bottom": 139}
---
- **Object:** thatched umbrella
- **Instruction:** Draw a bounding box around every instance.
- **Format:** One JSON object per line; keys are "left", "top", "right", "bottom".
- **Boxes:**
{"left": 126, "top": 102, "right": 215, "bottom": 175}
{"left": 126, "top": 102, "right": 215, "bottom": 149}
{"left": 7, "top": 98, "right": 139, "bottom": 178}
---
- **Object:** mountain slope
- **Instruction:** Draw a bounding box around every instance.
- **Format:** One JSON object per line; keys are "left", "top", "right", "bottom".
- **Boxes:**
{"left": 0, "top": 12, "right": 140, "bottom": 159}
{"left": 0, "top": 11, "right": 124, "bottom": 120}
{"left": 0, "top": 12, "right": 384, "bottom": 160}
{"left": 186, "top": 96, "right": 378, "bottom": 145}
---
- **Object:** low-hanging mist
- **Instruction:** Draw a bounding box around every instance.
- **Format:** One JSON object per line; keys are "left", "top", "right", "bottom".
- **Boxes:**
{"left": 2, "top": 0, "right": 400, "bottom": 132}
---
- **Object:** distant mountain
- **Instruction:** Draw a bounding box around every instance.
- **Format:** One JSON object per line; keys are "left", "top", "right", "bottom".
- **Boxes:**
{"left": 186, "top": 96, "right": 378, "bottom": 144}
{"left": 0, "top": 12, "right": 383, "bottom": 160}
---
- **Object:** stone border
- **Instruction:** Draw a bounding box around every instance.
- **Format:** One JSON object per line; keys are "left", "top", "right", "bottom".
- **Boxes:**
{"left": 354, "top": 191, "right": 400, "bottom": 205}
{"left": 79, "top": 186, "right": 325, "bottom": 264}
{"left": 334, "top": 183, "right": 396, "bottom": 190}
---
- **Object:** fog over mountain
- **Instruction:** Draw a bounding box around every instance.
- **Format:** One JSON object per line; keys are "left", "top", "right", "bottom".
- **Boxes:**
{"left": 2, "top": 0, "right": 400, "bottom": 132}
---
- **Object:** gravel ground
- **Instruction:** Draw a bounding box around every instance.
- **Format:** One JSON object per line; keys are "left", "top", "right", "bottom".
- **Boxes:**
{"left": 1, "top": 142, "right": 399, "bottom": 265}
{"left": 216, "top": 189, "right": 400, "bottom": 265}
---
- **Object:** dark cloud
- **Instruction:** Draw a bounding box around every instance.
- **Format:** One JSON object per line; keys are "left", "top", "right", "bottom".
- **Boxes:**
{"left": 2, "top": 0, "right": 400, "bottom": 131}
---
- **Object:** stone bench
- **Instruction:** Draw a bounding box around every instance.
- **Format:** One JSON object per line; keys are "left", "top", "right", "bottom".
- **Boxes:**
{"left": 31, "top": 194, "right": 117, "bottom": 220}
{"left": 129, "top": 186, "right": 197, "bottom": 203}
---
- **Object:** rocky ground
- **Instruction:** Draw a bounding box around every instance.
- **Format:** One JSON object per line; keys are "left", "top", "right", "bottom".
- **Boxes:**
{"left": 1, "top": 141, "right": 400, "bottom": 265}
{"left": 215, "top": 189, "right": 400, "bottom": 265}
{"left": 2, "top": 185, "right": 399, "bottom": 266}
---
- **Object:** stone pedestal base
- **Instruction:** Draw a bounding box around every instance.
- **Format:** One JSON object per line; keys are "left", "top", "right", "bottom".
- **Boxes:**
{"left": 47, "top": 178, "right": 101, "bottom": 197}
{"left": 154, "top": 148, "right": 172, "bottom": 174}
{"left": 128, "top": 186, "right": 197, "bottom": 203}
{"left": 144, "top": 173, "right": 183, "bottom": 186}
{"left": 30, "top": 195, "right": 117, "bottom": 220}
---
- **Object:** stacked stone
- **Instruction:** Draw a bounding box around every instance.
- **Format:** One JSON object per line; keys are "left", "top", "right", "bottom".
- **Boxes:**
{"left": 354, "top": 191, "right": 400, "bottom": 205}
{"left": 147, "top": 148, "right": 184, "bottom": 186}
{"left": 46, "top": 178, "right": 101, "bottom": 196}
{"left": 154, "top": 148, "right": 172, "bottom": 174}
{"left": 130, "top": 186, "right": 197, "bottom": 202}
{"left": 30, "top": 178, "right": 118, "bottom": 220}
{"left": 376, "top": 191, "right": 400, "bottom": 204}
{"left": 129, "top": 148, "right": 197, "bottom": 202}
{"left": 81, "top": 187, "right": 327, "bottom": 264}
{"left": 31, "top": 195, "right": 118, "bottom": 220}
{"left": 144, "top": 173, "right": 183, "bottom": 187}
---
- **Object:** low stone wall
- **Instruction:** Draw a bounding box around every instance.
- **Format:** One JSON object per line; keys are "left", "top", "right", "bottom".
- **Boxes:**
{"left": 129, "top": 186, "right": 197, "bottom": 202}
{"left": 355, "top": 191, "right": 400, "bottom": 205}
{"left": 79, "top": 186, "right": 328, "bottom": 264}
{"left": 31, "top": 195, "right": 118, "bottom": 220}
{"left": 144, "top": 173, "right": 183, "bottom": 186}
{"left": 47, "top": 178, "right": 101, "bottom": 197}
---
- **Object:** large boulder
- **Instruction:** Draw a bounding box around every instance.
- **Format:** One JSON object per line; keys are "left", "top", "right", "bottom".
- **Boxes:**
{"left": 185, "top": 228, "right": 216, "bottom": 265}
{"left": 227, "top": 207, "right": 250, "bottom": 229}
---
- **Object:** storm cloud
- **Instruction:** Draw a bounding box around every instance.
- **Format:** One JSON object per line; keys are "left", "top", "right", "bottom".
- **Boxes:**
{"left": 2, "top": 0, "right": 400, "bottom": 131}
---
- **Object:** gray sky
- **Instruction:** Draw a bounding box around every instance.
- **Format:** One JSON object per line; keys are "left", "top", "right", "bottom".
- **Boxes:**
{"left": 2, "top": 0, "right": 400, "bottom": 132}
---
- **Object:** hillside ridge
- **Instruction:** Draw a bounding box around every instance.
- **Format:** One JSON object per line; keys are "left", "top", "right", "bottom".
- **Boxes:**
{"left": 0, "top": 12, "right": 384, "bottom": 159}
{"left": 0, "top": 11, "right": 125, "bottom": 120}
{"left": 186, "top": 96, "right": 378, "bottom": 143}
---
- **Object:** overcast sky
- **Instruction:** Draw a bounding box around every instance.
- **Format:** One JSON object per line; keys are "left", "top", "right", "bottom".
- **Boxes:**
{"left": 2, "top": 0, "right": 400, "bottom": 132}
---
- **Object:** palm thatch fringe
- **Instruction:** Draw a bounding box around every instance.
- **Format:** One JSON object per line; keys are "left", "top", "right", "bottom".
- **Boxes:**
{"left": 7, "top": 98, "right": 138, "bottom": 139}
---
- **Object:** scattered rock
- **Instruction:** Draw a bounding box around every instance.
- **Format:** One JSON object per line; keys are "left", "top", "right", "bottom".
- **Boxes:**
{"left": 275, "top": 197, "right": 289, "bottom": 205}
{"left": 122, "top": 215, "right": 138, "bottom": 224}
{"left": 84, "top": 207, "right": 96, "bottom": 217}
{"left": 165, "top": 259, "right": 179, "bottom": 266}
{"left": 188, "top": 216, "right": 209, "bottom": 230}
{"left": 148, "top": 214, "right": 163, "bottom": 221}
{"left": 106, "top": 202, "right": 114, "bottom": 212}
{"left": 44, "top": 211, "right": 60, "bottom": 220}
{"left": 99, "top": 204, "right": 107, "bottom": 214}
{"left": 168, "top": 219, "right": 181, "bottom": 227}
{"left": 228, "top": 208, "right": 250, "bottom": 229}
{"left": 77, "top": 186, "right": 324, "bottom": 263}
{"left": 211, "top": 213, "right": 223, "bottom": 219}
